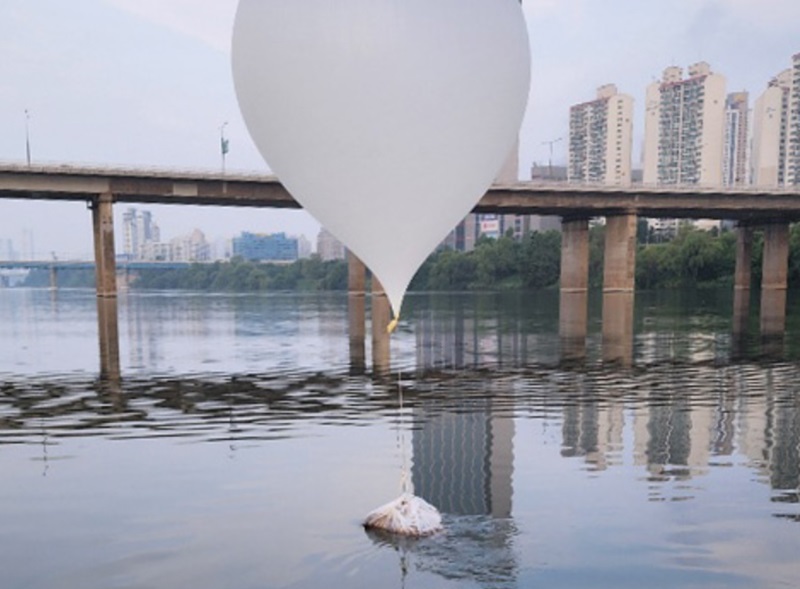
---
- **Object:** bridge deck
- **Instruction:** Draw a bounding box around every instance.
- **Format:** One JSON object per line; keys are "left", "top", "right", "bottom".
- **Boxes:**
{"left": 1, "top": 163, "right": 800, "bottom": 220}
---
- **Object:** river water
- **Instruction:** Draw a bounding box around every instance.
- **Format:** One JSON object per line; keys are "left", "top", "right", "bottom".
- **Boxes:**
{"left": 1, "top": 287, "right": 799, "bottom": 589}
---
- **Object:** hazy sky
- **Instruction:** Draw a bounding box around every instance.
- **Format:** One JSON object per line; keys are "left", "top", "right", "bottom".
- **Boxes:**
{"left": 0, "top": 0, "right": 798, "bottom": 258}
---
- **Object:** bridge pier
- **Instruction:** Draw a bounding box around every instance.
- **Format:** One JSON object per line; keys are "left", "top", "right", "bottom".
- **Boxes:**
{"left": 91, "top": 193, "right": 118, "bottom": 298}
{"left": 371, "top": 275, "right": 391, "bottom": 377}
{"left": 348, "top": 251, "right": 367, "bottom": 374}
{"left": 559, "top": 217, "right": 589, "bottom": 361}
{"left": 49, "top": 266, "right": 57, "bottom": 291}
{"left": 602, "top": 212, "right": 636, "bottom": 365}
{"left": 760, "top": 222, "right": 789, "bottom": 341}
{"left": 96, "top": 297, "right": 121, "bottom": 381}
{"left": 91, "top": 192, "right": 120, "bottom": 381}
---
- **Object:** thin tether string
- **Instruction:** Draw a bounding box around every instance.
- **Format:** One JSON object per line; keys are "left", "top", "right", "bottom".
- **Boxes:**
{"left": 398, "top": 369, "right": 411, "bottom": 495}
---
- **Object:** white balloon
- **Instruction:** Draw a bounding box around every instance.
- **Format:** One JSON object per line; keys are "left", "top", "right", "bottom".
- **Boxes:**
{"left": 232, "top": 0, "right": 530, "bottom": 319}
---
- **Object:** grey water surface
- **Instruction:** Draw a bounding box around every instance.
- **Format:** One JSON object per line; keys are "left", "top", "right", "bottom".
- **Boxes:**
{"left": 1, "top": 287, "right": 799, "bottom": 589}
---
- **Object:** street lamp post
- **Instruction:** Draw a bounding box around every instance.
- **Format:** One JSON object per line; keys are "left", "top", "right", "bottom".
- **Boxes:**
{"left": 24, "top": 109, "right": 31, "bottom": 166}
{"left": 220, "top": 122, "right": 229, "bottom": 174}
{"left": 541, "top": 137, "right": 562, "bottom": 180}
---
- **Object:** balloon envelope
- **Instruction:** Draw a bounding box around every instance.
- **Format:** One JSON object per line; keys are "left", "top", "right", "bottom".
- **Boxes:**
{"left": 232, "top": 0, "right": 530, "bottom": 318}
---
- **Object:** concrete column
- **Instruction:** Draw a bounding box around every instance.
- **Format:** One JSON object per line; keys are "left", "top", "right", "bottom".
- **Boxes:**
{"left": 96, "top": 296, "right": 121, "bottom": 382}
{"left": 91, "top": 193, "right": 120, "bottom": 381}
{"left": 49, "top": 266, "right": 58, "bottom": 290}
{"left": 602, "top": 212, "right": 637, "bottom": 365}
{"left": 760, "top": 222, "right": 789, "bottom": 339}
{"left": 732, "top": 225, "right": 753, "bottom": 340}
{"left": 347, "top": 251, "right": 366, "bottom": 374}
{"left": 559, "top": 217, "right": 589, "bottom": 361}
{"left": 92, "top": 193, "right": 117, "bottom": 298}
{"left": 371, "top": 275, "right": 391, "bottom": 377}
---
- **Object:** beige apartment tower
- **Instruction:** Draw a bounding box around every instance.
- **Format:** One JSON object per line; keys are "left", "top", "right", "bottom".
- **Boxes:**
{"left": 751, "top": 69, "right": 792, "bottom": 187}
{"left": 752, "top": 52, "right": 800, "bottom": 187}
{"left": 568, "top": 84, "right": 633, "bottom": 185}
{"left": 643, "top": 62, "right": 727, "bottom": 187}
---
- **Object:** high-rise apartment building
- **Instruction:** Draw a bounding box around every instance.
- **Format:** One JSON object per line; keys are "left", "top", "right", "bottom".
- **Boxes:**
{"left": 568, "top": 84, "right": 634, "bottom": 185}
{"left": 751, "top": 52, "right": 800, "bottom": 187}
{"left": 122, "top": 207, "right": 160, "bottom": 260}
{"left": 643, "top": 63, "right": 727, "bottom": 187}
{"left": 788, "top": 52, "right": 800, "bottom": 185}
{"left": 723, "top": 91, "right": 749, "bottom": 186}
{"left": 751, "top": 69, "right": 791, "bottom": 187}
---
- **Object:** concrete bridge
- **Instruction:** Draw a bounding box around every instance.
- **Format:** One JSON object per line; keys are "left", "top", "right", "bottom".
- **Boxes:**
{"left": 2, "top": 163, "right": 799, "bottom": 376}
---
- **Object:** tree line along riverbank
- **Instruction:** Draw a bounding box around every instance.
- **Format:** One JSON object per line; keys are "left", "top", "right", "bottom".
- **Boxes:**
{"left": 19, "top": 223, "right": 800, "bottom": 292}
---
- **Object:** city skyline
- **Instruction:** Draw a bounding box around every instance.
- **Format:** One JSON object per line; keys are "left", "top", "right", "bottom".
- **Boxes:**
{"left": 0, "top": 0, "right": 798, "bottom": 256}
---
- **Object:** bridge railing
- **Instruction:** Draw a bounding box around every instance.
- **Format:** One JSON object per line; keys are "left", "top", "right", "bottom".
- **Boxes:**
{"left": 0, "top": 159, "right": 274, "bottom": 182}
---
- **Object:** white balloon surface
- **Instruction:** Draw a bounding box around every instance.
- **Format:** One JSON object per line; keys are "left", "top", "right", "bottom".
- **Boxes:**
{"left": 232, "top": 0, "right": 530, "bottom": 321}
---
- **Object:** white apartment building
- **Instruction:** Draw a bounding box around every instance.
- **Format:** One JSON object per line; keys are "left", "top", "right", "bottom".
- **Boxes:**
{"left": 788, "top": 52, "right": 800, "bottom": 185}
{"left": 643, "top": 63, "right": 727, "bottom": 187}
{"left": 643, "top": 63, "right": 726, "bottom": 235}
{"left": 568, "top": 84, "right": 634, "bottom": 185}
{"left": 122, "top": 207, "right": 160, "bottom": 260}
{"left": 751, "top": 69, "right": 792, "bottom": 187}
{"left": 723, "top": 91, "right": 749, "bottom": 186}
{"left": 752, "top": 52, "right": 800, "bottom": 187}
{"left": 170, "top": 229, "right": 210, "bottom": 263}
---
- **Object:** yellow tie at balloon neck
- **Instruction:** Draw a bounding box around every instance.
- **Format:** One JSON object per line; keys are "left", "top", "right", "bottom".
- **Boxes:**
{"left": 387, "top": 315, "right": 400, "bottom": 334}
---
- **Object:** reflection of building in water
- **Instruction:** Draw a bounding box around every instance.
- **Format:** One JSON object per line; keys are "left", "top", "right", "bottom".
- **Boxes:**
{"left": 414, "top": 303, "right": 477, "bottom": 370}
{"left": 622, "top": 363, "right": 799, "bottom": 504}
{"left": 562, "top": 399, "right": 625, "bottom": 471}
{"left": 632, "top": 369, "right": 714, "bottom": 478}
{"left": 412, "top": 399, "right": 514, "bottom": 517}
{"left": 410, "top": 394, "right": 517, "bottom": 585}
{"left": 736, "top": 366, "right": 800, "bottom": 497}
{"left": 549, "top": 363, "right": 800, "bottom": 502}
{"left": 126, "top": 294, "right": 161, "bottom": 371}
{"left": 124, "top": 294, "right": 223, "bottom": 373}
{"left": 413, "top": 297, "right": 557, "bottom": 372}
{"left": 637, "top": 328, "right": 732, "bottom": 365}
{"left": 547, "top": 362, "right": 800, "bottom": 510}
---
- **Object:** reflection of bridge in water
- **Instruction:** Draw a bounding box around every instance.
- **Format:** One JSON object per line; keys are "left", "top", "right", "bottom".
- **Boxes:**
{"left": 2, "top": 163, "right": 800, "bottom": 377}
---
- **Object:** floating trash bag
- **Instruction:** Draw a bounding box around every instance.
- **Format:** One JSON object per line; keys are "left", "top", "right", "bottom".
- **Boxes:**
{"left": 364, "top": 492, "right": 442, "bottom": 537}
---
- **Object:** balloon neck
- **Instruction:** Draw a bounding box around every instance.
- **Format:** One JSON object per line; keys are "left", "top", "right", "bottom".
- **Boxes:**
{"left": 387, "top": 315, "right": 400, "bottom": 334}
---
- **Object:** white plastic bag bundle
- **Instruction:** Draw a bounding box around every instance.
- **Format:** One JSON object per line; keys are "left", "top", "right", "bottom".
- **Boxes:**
{"left": 363, "top": 492, "right": 442, "bottom": 537}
